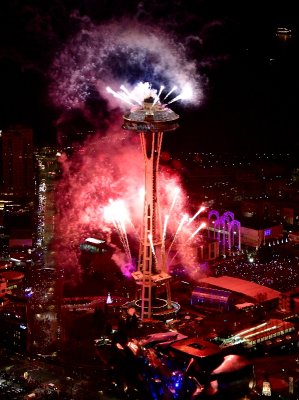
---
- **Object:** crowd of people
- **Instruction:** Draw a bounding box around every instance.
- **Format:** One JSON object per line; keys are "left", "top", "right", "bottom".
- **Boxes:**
{"left": 213, "top": 249, "right": 299, "bottom": 293}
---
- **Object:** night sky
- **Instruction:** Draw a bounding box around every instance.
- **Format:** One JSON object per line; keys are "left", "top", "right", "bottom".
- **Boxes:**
{"left": 0, "top": 0, "right": 298, "bottom": 153}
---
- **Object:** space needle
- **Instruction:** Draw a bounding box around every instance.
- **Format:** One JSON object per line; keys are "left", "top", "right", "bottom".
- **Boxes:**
{"left": 122, "top": 92, "right": 181, "bottom": 320}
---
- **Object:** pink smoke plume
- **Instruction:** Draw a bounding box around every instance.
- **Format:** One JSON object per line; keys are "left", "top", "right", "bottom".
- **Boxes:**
{"left": 50, "top": 17, "right": 206, "bottom": 285}
{"left": 53, "top": 114, "right": 206, "bottom": 283}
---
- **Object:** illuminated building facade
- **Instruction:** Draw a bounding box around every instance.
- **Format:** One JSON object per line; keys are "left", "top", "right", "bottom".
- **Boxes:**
{"left": 0, "top": 125, "right": 34, "bottom": 198}
{"left": 191, "top": 286, "right": 232, "bottom": 312}
{"left": 221, "top": 318, "right": 295, "bottom": 349}
{"left": 0, "top": 302, "right": 28, "bottom": 352}
{"left": 207, "top": 210, "right": 241, "bottom": 255}
{"left": 240, "top": 223, "right": 284, "bottom": 248}
{"left": 207, "top": 209, "right": 285, "bottom": 249}
{"left": 22, "top": 146, "right": 62, "bottom": 356}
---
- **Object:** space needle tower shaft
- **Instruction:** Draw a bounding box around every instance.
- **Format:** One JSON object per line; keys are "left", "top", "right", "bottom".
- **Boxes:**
{"left": 123, "top": 96, "right": 179, "bottom": 320}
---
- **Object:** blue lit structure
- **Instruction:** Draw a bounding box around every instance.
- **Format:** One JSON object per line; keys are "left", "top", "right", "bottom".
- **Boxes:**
{"left": 207, "top": 210, "right": 241, "bottom": 255}
{"left": 191, "top": 286, "right": 232, "bottom": 312}
{"left": 112, "top": 333, "right": 254, "bottom": 399}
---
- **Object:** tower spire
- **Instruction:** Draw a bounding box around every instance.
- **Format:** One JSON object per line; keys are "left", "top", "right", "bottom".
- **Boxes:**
{"left": 123, "top": 96, "right": 180, "bottom": 320}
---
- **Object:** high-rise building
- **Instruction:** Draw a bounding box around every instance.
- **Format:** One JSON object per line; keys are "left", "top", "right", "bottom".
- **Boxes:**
{"left": 26, "top": 146, "right": 62, "bottom": 355}
{"left": 0, "top": 125, "right": 34, "bottom": 198}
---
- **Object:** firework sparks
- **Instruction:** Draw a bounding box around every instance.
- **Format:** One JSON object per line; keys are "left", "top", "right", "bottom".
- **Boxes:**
{"left": 188, "top": 205, "right": 205, "bottom": 225}
{"left": 167, "top": 213, "right": 189, "bottom": 258}
{"left": 108, "top": 81, "right": 193, "bottom": 108}
{"left": 163, "top": 85, "right": 177, "bottom": 100}
{"left": 120, "top": 84, "right": 142, "bottom": 105}
{"left": 104, "top": 199, "right": 132, "bottom": 263}
{"left": 168, "top": 187, "right": 180, "bottom": 216}
{"left": 188, "top": 222, "right": 207, "bottom": 241}
{"left": 162, "top": 214, "right": 169, "bottom": 246}
{"left": 106, "top": 86, "right": 134, "bottom": 106}
{"left": 148, "top": 233, "right": 158, "bottom": 266}
{"left": 153, "top": 85, "right": 165, "bottom": 106}
{"left": 167, "top": 82, "right": 193, "bottom": 105}
{"left": 52, "top": 19, "right": 205, "bottom": 283}
{"left": 49, "top": 20, "right": 202, "bottom": 111}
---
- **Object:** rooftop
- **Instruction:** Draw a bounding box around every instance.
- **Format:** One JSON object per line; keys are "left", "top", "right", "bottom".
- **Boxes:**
{"left": 198, "top": 276, "right": 280, "bottom": 302}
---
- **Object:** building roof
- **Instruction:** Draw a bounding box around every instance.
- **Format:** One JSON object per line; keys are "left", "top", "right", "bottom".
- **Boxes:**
{"left": 198, "top": 276, "right": 280, "bottom": 302}
{"left": 239, "top": 218, "right": 282, "bottom": 230}
{"left": 170, "top": 337, "right": 221, "bottom": 359}
{"left": 235, "top": 302, "right": 255, "bottom": 309}
{"left": 192, "top": 286, "right": 231, "bottom": 302}
{"left": 0, "top": 271, "right": 24, "bottom": 281}
{"left": 211, "top": 354, "right": 252, "bottom": 375}
{"left": 221, "top": 318, "right": 296, "bottom": 348}
{"left": 139, "top": 331, "right": 188, "bottom": 348}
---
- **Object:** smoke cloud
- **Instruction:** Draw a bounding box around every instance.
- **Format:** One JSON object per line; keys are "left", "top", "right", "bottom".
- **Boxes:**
{"left": 51, "top": 15, "right": 207, "bottom": 286}
{"left": 49, "top": 16, "right": 204, "bottom": 113}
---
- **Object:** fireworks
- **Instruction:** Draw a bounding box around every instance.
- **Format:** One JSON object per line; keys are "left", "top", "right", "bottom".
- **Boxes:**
{"left": 167, "top": 83, "right": 193, "bottom": 105}
{"left": 53, "top": 100, "right": 205, "bottom": 286}
{"left": 49, "top": 19, "right": 202, "bottom": 112}
{"left": 101, "top": 81, "right": 204, "bottom": 277}
{"left": 188, "top": 222, "right": 207, "bottom": 241}
{"left": 106, "top": 81, "right": 193, "bottom": 108}
{"left": 52, "top": 20, "right": 205, "bottom": 283}
{"left": 188, "top": 206, "right": 206, "bottom": 225}
{"left": 100, "top": 171, "right": 206, "bottom": 270}
{"left": 104, "top": 199, "right": 133, "bottom": 263}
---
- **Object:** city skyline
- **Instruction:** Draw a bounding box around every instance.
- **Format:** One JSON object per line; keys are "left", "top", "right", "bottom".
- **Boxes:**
{"left": 1, "top": 3, "right": 299, "bottom": 399}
